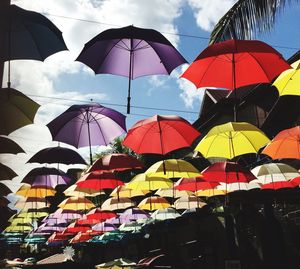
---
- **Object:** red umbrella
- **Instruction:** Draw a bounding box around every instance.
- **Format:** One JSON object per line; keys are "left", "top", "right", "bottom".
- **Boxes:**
{"left": 123, "top": 115, "right": 200, "bottom": 155}
{"left": 76, "top": 171, "right": 124, "bottom": 190}
{"left": 88, "top": 153, "right": 144, "bottom": 172}
{"left": 64, "top": 222, "right": 91, "bottom": 234}
{"left": 174, "top": 176, "right": 219, "bottom": 192}
{"left": 77, "top": 209, "right": 117, "bottom": 225}
{"left": 181, "top": 39, "right": 290, "bottom": 90}
{"left": 69, "top": 232, "right": 92, "bottom": 244}
{"left": 261, "top": 181, "right": 296, "bottom": 190}
{"left": 201, "top": 161, "right": 256, "bottom": 183}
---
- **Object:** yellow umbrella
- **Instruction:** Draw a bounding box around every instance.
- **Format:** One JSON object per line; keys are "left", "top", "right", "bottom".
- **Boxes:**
{"left": 145, "top": 159, "right": 201, "bottom": 178}
{"left": 58, "top": 197, "right": 95, "bottom": 211}
{"left": 174, "top": 196, "right": 206, "bottom": 210}
{"left": 138, "top": 196, "right": 171, "bottom": 211}
{"left": 4, "top": 223, "right": 33, "bottom": 233}
{"left": 155, "top": 188, "right": 193, "bottom": 198}
{"left": 13, "top": 197, "right": 48, "bottom": 210}
{"left": 64, "top": 184, "right": 104, "bottom": 197}
{"left": 127, "top": 173, "right": 173, "bottom": 191}
{"left": 273, "top": 60, "right": 300, "bottom": 96}
{"left": 10, "top": 211, "right": 49, "bottom": 220}
{"left": 195, "top": 122, "right": 270, "bottom": 159}
{"left": 110, "top": 185, "right": 149, "bottom": 198}
{"left": 9, "top": 217, "right": 33, "bottom": 225}
{"left": 195, "top": 189, "right": 227, "bottom": 197}
{"left": 16, "top": 183, "right": 56, "bottom": 197}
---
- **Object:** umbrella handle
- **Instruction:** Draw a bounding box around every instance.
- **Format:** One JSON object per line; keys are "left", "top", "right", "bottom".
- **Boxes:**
{"left": 127, "top": 96, "right": 131, "bottom": 114}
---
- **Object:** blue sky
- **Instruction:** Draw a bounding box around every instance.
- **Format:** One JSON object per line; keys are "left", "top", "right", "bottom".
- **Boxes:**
{"left": 1, "top": 0, "right": 300, "bottom": 193}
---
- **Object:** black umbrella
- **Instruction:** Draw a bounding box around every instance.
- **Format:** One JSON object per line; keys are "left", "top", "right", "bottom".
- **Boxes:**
{"left": 0, "top": 136, "right": 24, "bottom": 154}
{"left": 0, "top": 163, "right": 17, "bottom": 181}
{"left": 27, "top": 146, "right": 87, "bottom": 165}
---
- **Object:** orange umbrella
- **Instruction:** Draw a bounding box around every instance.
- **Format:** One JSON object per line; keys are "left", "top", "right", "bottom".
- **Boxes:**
{"left": 138, "top": 196, "right": 171, "bottom": 211}
{"left": 58, "top": 197, "right": 95, "bottom": 211}
{"left": 262, "top": 126, "right": 300, "bottom": 159}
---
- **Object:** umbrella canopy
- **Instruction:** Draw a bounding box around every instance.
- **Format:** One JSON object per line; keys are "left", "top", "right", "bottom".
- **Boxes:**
{"left": 88, "top": 153, "right": 144, "bottom": 172}
{"left": 27, "top": 146, "right": 87, "bottom": 165}
{"left": 123, "top": 115, "right": 200, "bottom": 155}
{"left": 76, "top": 172, "right": 124, "bottom": 190}
{"left": 0, "top": 163, "right": 17, "bottom": 181}
{"left": 13, "top": 197, "right": 48, "bottom": 210}
{"left": 181, "top": 39, "right": 290, "bottom": 90}
{"left": 273, "top": 60, "right": 300, "bottom": 96}
{"left": 76, "top": 25, "right": 187, "bottom": 114}
{"left": 217, "top": 182, "right": 261, "bottom": 192}
{"left": 58, "top": 197, "right": 95, "bottom": 211}
{"left": 77, "top": 209, "right": 117, "bottom": 225}
{"left": 195, "top": 189, "right": 227, "bottom": 197}
{"left": 155, "top": 188, "right": 193, "bottom": 198}
{"left": 145, "top": 159, "right": 201, "bottom": 179}
{"left": 174, "top": 176, "right": 219, "bottom": 191}
{"left": 69, "top": 232, "right": 92, "bottom": 244}
{"left": 150, "top": 207, "right": 180, "bottom": 221}
{"left": 22, "top": 167, "right": 71, "bottom": 188}
{"left": 118, "top": 221, "right": 143, "bottom": 232}
{"left": 127, "top": 173, "right": 173, "bottom": 191}
{"left": 47, "top": 103, "right": 126, "bottom": 164}
{"left": 195, "top": 122, "right": 270, "bottom": 159}
{"left": 0, "top": 182, "right": 12, "bottom": 196}
{"left": 0, "top": 136, "right": 24, "bottom": 154}
{"left": 101, "top": 197, "right": 135, "bottom": 211}
{"left": 201, "top": 161, "right": 256, "bottom": 183}
{"left": 92, "top": 222, "right": 117, "bottom": 233}
{"left": 0, "top": 4, "right": 67, "bottom": 62}
{"left": 64, "top": 184, "right": 104, "bottom": 197}
{"left": 110, "top": 185, "right": 149, "bottom": 198}
{"left": 251, "top": 163, "right": 300, "bottom": 184}
{"left": 48, "top": 208, "right": 83, "bottom": 221}
{"left": 261, "top": 181, "right": 296, "bottom": 190}
{"left": 174, "top": 196, "right": 207, "bottom": 210}
{"left": 118, "top": 208, "right": 150, "bottom": 223}
{"left": 95, "top": 258, "right": 136, "bottom": 269}
{"left": 262, "top": 126, "right": 300, "bottom": 159}
{"left": 16, "top": 184, "right": 56, "bottom": 198}
{"left": 12, "top": 211, "right": 48, "bottom": 220}
{"left": 138, "top": 196, "right": 171, "bottom": 211}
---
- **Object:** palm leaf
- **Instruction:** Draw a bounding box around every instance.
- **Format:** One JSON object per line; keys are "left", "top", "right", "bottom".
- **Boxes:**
{"left": 210, "top": 0, "right": 293, "bottom": 44}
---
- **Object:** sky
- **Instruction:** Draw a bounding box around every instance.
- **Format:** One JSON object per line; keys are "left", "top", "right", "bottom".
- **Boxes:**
{"left": 1, "top": 0, "right": 300, "bottom": 195}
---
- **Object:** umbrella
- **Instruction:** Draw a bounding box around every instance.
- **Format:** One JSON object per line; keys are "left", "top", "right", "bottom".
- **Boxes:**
{"left": 251, "top": 163, "right": 300, "bottom": 184}
{"left": 195, "top": 122, "right": 270, "bottom": 159}
{"left": 261, "top": 181, "right": 296, "bottom": 190}
{"left": 76, "top": 25, "right": 187, "bottom": 114}
{"left": 262, "top": 126, "right": 300, "bottom": 159}
{"left": 138, "top": 196, "right": 171, "bottom": 211}
{"left": 77, "top": 209, "right": 117, "bottom": 225}
{"left": 174, "top": 196, "right": 207, "bottom": 210}
{"left": 16, "top": 184, "right": 56, "bottom": 198}
{"left": 145, "top": 159, "right": 201, "bottom": 179}
{"left": 64, "top": 185, "right": 105, "bottom": 197}
{"left": 155, "top": 188, "right": 193, "bottom": 198}
{"left": 76, "top": 172, "right": 124, "bottom": 190}
{"left": 92, "top": 222, "right": 117, "bottom": 233}
{"left": 47, "top": 208, "right": 83, "bottom": 222}
{"left": 195, "top": 189, "right": 227, "bottom": 197}
{"left": 0, "top": 87, "right": 40, "bottom": 135}
{"left": 0, "top": 182, "right": 12, "bottom": 196}
{"left": 118, "top": 208, "right": 150, "bottom": 223}
{"left": 110, "top": 185, "right": 149, "bottom": 198}
{"left": 174, "top": 177, "right": 219, "bottom": 191}
{"left": 0, "top": 136, "right": 24, "bottom": 154}
{"left": 201, "top": 161, "right": 256, "bottom": 183}
{"left": 101, "top": 197, "right": 135, "bottom": 211}
{"left": 64, "top": 222, "right": 91, "bottom": 234}
{"left": 118, "top": 221, "right": 142, "bottom": 232}
{"left": 69, "top": 232, "right": 92, "bottom": 244}
{"left": 27, "top": 146, "right": 87, "bottom": 165}
{"left": 47, "top": 103, "right": 126, "bottom": 165}
{"left": 217, "top": 182, "right": 261, "bottom": 192}
{"left": 88, "top": 153, "right": 144, "bottom": 172}
{"left": 127, "top": 173, "right": 173, "bottom": 191}
{"left": 12, "top": 211, "right": 48, "bottom": 220}
{"left": 21, "top": 167, "right": 71, "bottom": 188}
{"left": 0, "top": 163, "right": 17, "bottom": 181}
{"left": 273, "top": 60, "right": 300, "bottom": 96}
{"left": 150, "top": 207, "right": 180, "bottom": 221}
{"left": 58, "top": 197, "right": 95, "bottom": 211}
{"left": 95, "top": 258, "right": 136, "bottom": 269}
{"left": 13, "top": 197, "right": 48, "bottom": 210}
{"left": 123, "top": 115, "right": 200, "bottom": 155}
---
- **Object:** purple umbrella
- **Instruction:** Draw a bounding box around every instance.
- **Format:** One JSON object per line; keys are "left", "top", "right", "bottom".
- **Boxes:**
{"left": 46, "top": 208, "right": 83, "bottom": 222}
{"left": 47, "top": 103, "right": 126, "bottom": 165}
{"left": 92, "top": 222, "right": 117, "bottom": 233}
{"left": 76, "top": 25, "right": 187, "bottom": 114}
{"left": 118, "top": 207, "right": 150, "bottom": 223}
{"left": 22, "top": 167, "right": 71, "bottom": 188}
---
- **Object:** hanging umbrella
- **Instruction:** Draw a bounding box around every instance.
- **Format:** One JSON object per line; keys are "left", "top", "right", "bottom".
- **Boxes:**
{"left": 174, "top": 196, "right": 206, "bottom": 210}
{"left": 27, "top": 146, "right": 87, "bottom": 165}
{"left": 58, "top": 197, "right": 95, "bottom": 211}
{"left": 95, "top": 258, "right": 136, "bottom": 269}
{"left": 15, "top": 184, "right": 56, "bottom": 198}
{"left": 110, "top": 185, "right": 149, "bottom": 198}
{"left": 0, "top": 182, "right": 12, "bottom": 196}
{"left": 195, "top": 122, "right": 270, "bottom": 159}
{"left": 217, "top": 182, "right": 261, "bottom": 192}
{"left": 138, "top": 196, "right": 171, "bottom": 211}
{"left": 118, "top": 208, "right": 150, "bottom": 223}
{"left": 12, "top": 210, "right": 48, "bottom": 220}
{"left": 251, "top": 163, "right": 300, "bottom": 184}
{"left": 101, "top": 197, "right": 135, "bottom": 211}
{"left": 47, "top": 208, "right": 83, "bottom": 222}
{"left": 77, "top": 209, "right": 117, "bottom": 225}
{"left": 118, "top": 221, "right": 143, "bottom": 232}
{"left": 21, "top": 167, "right": 71, "bottom": 188}
{"left": 150, "top": 207, "right": 180, "bottom": 221}
{"left": 145, "top": 159, "right": 201, "bottom": 179}
{"left": 76, "top": 25, "right": 187, "bottom": 114}
{"left": 92, "top": 222, "right": 117, "bottom": 233}
{"left": 181, "top": 39, "right": 289, "bottom": 90}
{"left": 195, "top": 189, "right": 227, "bottom": 197}
{"left": 76, "top": 172, "right": 124, "bottom": 191}
{"left": 0, "top": 87, "right": 40, "bottom": 135}
{"left": 64, "top": 222, "right": 91, "bottom": 234}
{"left": 0, "top": 136, "right": 24, "bottom": 154}
{"left": 174, "top": 176, "right": 219, "bottom": 192}
{"left": 201, "top": 161, "right": 256, "bottom": 183}
{"left": 123, "top": 115, "right": 200, "bottom": 155}
{"left": 273, "top": 60, "right": 300, "bottom": 96}
{"left": 13, "top": 197, "right": 48, "bottom": 210}
{"left": 0, "top": 163, "right": 17, "bottom": 181}
{"left": 88, "top": 153, "right": 144, "bottom": 172}
{"left": 69, "top": 232, "right": 92, "bottom": 244}
{"left": 262, "top": 126, "right": 300, "bottom": 159}
{"left": 127, "top": 173, "right": 173, "bottom": 191}
{"left": 47, "top": 103, "right": 126, "bottom": 165}
{"left": 155, "top": 188, "right": 193, "bottom": 198}
{"left": 261, "top": 181, "right": 296, "bottom": 190}
{"left": 64, "top": 184, "right": 104, "bottom": 197}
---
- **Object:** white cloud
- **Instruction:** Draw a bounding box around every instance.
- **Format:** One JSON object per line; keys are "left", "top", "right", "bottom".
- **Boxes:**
{"left": 187, "top": 0, "right": 236, "bottom": 31}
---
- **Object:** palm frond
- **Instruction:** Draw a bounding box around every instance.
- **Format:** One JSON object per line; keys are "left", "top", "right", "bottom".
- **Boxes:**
{"left": 210, "top": 0, "right": 293, "bottom": 44}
